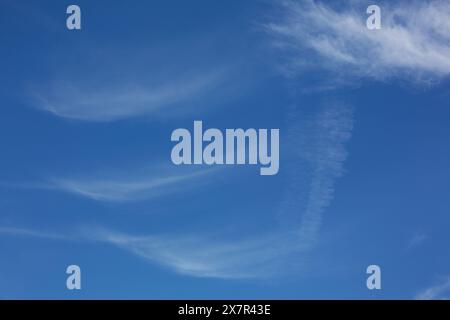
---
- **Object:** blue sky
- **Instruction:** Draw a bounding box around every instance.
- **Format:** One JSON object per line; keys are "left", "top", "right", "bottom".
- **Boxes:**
{"left": 1, "top": 0, "right": 450, "bottom": 299}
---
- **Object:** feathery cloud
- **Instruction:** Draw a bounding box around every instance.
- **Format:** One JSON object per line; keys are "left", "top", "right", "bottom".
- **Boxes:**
{"left": 416, "top": 277, "right": 450, "bottom": 300}
{"left": 0, "top": 227, "right": 69, "bottom": 240}
{"left": 407, "top": 232, "right": 429, "bottom": 249}
{"left": 89, "top": 228, "right": 287, "bottom": 278}
{"left": 0, "top": 100, "right": 354, "bottom": 278}
{"left": 266, "top": 0, "right": 450, "bottom": 84}
{"left": 278, "top": 102, "right": 353, "bottom": 248}
{"left": 48, "top": 166, "right": 218, "bottom": 202}
{"left": 0, "top": 225, "right": 291, "bottom": 279}
{"left": 33, "top": 69, "right": 227, "bottom": 122}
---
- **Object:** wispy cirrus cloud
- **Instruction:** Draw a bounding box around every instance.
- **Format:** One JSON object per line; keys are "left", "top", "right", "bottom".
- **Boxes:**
{"left": 0, "top": 165, "right": 219, "bottom": 202}
{"left": 407, "top": 232, "right": 429, "bottom": 250}
{"left": 416, "top": 277, "right": 450, "bottom": 300}
{"left": 278, "top": 102, "right": 353, "bottom": 248}
{"left": 0, "top": 227, "right": 69, "bottom": 241}
{"left": 266, "top": 0, "right": 450, "bottom": 84}
{"left": 0, "top": 104, "right": 354, "bottom": 277}
{"left": 0, "top": 225, "right": 292, "bottom": 279}
{"left": 48, "top": 166, "right": 218, "bottom": 202}
{"left": 0, "top": 101, "right": 354, "bottom": 278}
{"left": 88, "top": 228, "right": 287, "bottom": 278}
{"left": 296, "top": 104, "right": 353, "bottom": 245}
{"left": 32, "top": 69, "right": 227, "bottom": 122}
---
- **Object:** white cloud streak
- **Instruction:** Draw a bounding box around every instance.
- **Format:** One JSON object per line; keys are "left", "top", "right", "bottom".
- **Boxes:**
{"left": 266, "top": 0, "right": 450, "bottom": 83}
{"left": 0, "top": 227, "right": 69, "bottom": 240}
{"left": 2, "top": 2, "right": 361, "bottom": 277}
{"left": 278, "top": 102, "right": 353, "bottom": 248}
{"left": 407, "top": 232, "right": 429, "bottom": 249}
{"left": 0, "top": 104, "right": 354, "bottom": 278}
{"left": 89, "top": 228, "right": 286, "bottom": 279}
{"left": 0, "top": 226, "right": 288, "bottom": 279}
{"left": 416, "top": 277, "right": 450, "bottom": 300}
{"left": 0, "top": 112, "right": 354, "bottom": 278}
{"left": 48, "top": 167, "right": 218, "bottom": 202}
{"left": 297, "top": 104, "right": 353, "bottom": 245}
{"left": 33, "top": 69, "right": 226, "bottom": 122}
